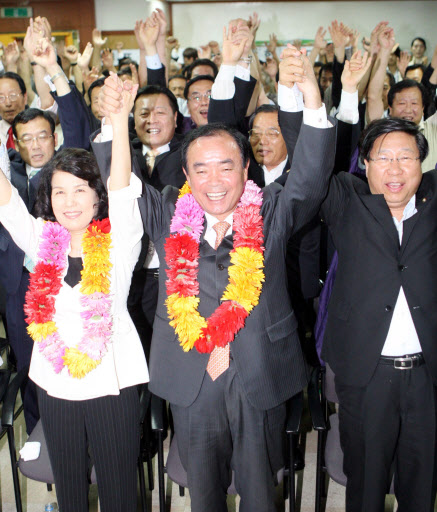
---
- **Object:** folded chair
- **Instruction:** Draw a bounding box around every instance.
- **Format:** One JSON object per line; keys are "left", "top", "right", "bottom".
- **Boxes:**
{"left": 151, "top": 390, "right": 304, "bottom": 512}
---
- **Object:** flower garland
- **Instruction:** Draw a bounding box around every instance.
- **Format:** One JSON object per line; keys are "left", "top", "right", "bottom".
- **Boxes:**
{"left": 164, "top": 180, "right": 265, "bottom": 354}
{"left": 24, "top": 219, "right": 113, "bottom": 379}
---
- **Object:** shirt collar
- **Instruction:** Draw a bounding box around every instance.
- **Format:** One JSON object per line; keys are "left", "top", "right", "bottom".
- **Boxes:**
{"left": 142, "top": 143, "right": 170, "bottom": 156}
{"left": 400, "top": 194, "right": 417, "bottom": 222}
{"left": 262, "top": 157, "right": 288, "bottom": 176}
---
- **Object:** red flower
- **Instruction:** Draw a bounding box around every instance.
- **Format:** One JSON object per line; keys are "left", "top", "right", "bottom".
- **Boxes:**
{"left": 164, "top": 233, "right": 199, "bottom": 267}
{"left": 165, "top": 268, "right": 199, "bottom": 296}
{"left": 233, "top": 205, "right": 264, "bottom": 250}
{"left": 88, "top": 218, "right": 111, "bottom": 234}
{"left": 199, "top": 302, "right": 248, "bottom": 349}
{"left": 29, "top": 262, "right": 63, "bottom": 296}
{"left": 24, "top": 290, "right": 55, "bottom": 324}
{"left": 194, "top": 332, "right": 216, "bottom": 353}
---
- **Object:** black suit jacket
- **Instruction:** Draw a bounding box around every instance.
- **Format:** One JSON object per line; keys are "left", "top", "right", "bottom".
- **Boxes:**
{"left": 321, "top": 169, "right": 437, "bottom": 387}
{"left": 132, "top": 112, "right": 337, "bottom": 410}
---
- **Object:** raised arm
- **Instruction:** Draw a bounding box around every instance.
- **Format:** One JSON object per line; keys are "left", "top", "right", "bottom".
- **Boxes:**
{"left": 0, "top": 144, "right": 12, "bottom": 206}
{"left": 108, "top": 75, "right": 139, "bottom": 191}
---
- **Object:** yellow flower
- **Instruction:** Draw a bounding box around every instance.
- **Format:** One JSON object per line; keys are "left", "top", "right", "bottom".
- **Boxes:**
{"left": 27, "top": 321, "right": 57, "bottom": 341}
{"left": 63, "top": 348, "right": 101, "bottom": 379}
{"left": 166, "top": 294, "right": 206, "bottom": 351}
{"left": 178, "top": 182, "right": 192, "bottom": 198}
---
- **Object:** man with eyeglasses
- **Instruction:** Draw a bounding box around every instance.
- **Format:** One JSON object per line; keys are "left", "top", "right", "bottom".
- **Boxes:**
{"left": 0, "top": 72, "right": 28, "bottom": 149}
{"left": 183, "top": 74, "right": 214, "bottom": 132}
{"left": 321, "top": 117, "right": 437, "bottom": 511}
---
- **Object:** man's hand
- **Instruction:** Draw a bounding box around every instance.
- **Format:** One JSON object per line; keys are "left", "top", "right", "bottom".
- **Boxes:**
{"left": 369, "top": 21, "right": 388, "bottom": 55}
{"left": 397, "top": 51, "right": 410, "bottom": 77}
{"left": 99, "top": 72, "right": 123, "bottom": 118}
{"left": 134, "top": 20, "right": 145, "bottom": 51}
{"left": 328, "top": 20, "right": 350, "bottom": 50}
{"left": 278, "top": 45, "right": 305, "bottom": 89}
{"left": 313, "top": 26, "right": 327, "bottom": 50}
{"left": 296, "top": 50, "right": 323, "bottom": 108}
{"left": 266, "top": 33, "right": 278, "bottom": 55}
{"left": 64, "top": 45, "right": 79, "bottom": 64}
{"left": 377, "top": 26, "right": 395, "bottom": 54}
{"left": 166, "top": 36, "right": 179, "bottom": 52}
{"left": 248, "top": 12, "right": 260, "bottom": 48}
{"left": 138, "top": 13, "right": 160, "bottom": 54}
{"left": 107, "top": 73, "right": 139, "bottom": 125}
{"left": 155, "top": 8, "right": 168, "bottom": 39}
{"left": 222, "top": 22, "right": 248, "bottom": 66}
{"left": 4, "top": 41, "right": 20, "bottom": 69}
{"left": 92, "top": 29, "right": 107, "bottom": 48}
{"left": 101, "top": 48, "right": 114, "bottom": 69}
{"left": 32, "top": 37, "right": 58, "bottom": 72}
{"left": 77, "top": 42, "right": 93, "bottom": 70}
{"left": 129, "top": 63, "right": 139, "bottom": 85}
{"left": 83, "top": 66, "right": 100, "bottom": 92}
{"left": 198, "top": 44, "right": 212, "bottom": 60}
{"left": 341, "top": 50, "right": 371, "bottom": 93}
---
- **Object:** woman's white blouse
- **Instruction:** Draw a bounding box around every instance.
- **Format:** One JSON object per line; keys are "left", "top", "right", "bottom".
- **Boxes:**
{"left": 0, "top": 174, "right": 149, "bottom": 400}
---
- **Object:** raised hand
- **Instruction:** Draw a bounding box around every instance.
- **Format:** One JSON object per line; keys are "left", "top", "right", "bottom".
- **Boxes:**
{"left": 397, "top": 50, "right": 410, "bottom": 77}
{"left": 369, "top": 21, "right": 389, "bottom": 55}
{"left": 83, "top": 66, "right": 100, "bottom": 92}
{"left": 155, "top": 8, "right": 168, "bottom": 39}
{"left": 101, "top": 48, "right": 114, "bottom": 69}
{"left": 313, "top": 26, "right": 327, "bottom": 50}
{"left": 266, "top": 33, "right": 278, "bottom": 54}
{"left": 64, "top": 45, "right": 79, "bottom": 64}
{"left": 129, "top": 63, "right": 139, "bottom": 85}
{"left": 222, "top": 22, "right": 248, "bottom": 66}
{"left": 134, "top": 20, "right": 145, "bottom": 50}
{"left": 233, "top": 22, "right": 253, "bottom": 60}
{"left": 4, "top": 41, "right": 20, "bottom": 67}
{"left": 279, "top": 45, "right": 305, "bottom": 88}
{"left": 248, "top": 12, "right": 260, "bottom": 45}
{"left": 77, "top": 42, "right": 93, "bottom": 70}
{"left": 92, "top": 29, "right": 107, "bottom": 48}
{"left": 108, "top": 73, "right": 139, "bottom": 124}
{"left": 198, "top": 44, "right": 212, "bottom": 60}
{"left": 32, "top": 37, "right": 58, "bottom": 71}
{"left": 166, "top": 36, "right": 179, "bottom": 51}
{"left": 99, "top": 72, "right": 123, "bottom": 118}
{"left": 138, "top": 14, "right": 160, "bottom": 53}
{"left": 295, "top": 50, "right": 322, "bottom": 108}
{"left": 378, "top": 26, "right": 395, "bottom": 53}
{"left": 328, "top": 20, "right": 349, "bottom": 49}
{"left": 341, "top": 50, "right": 371, "bottom": 93}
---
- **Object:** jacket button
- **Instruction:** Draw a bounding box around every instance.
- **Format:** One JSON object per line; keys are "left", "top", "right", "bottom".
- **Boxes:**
{"left": 217, "top": 264, "right": 224, "bottom": 271}
{"left": 385, "top": 305, "right": 392, "bottom": 312}
{"left": 398, "top": 265, "right": 406, "bottom": 271}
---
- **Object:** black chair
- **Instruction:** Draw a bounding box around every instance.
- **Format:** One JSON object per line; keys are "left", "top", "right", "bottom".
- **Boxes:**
{"left": 307, "top": 364, "right": 394, "bottom": 512}
{"left": 3, "top": 371, "right": 153, "bottom": 512}
{"left": 151, "top": 391, "right": 304, "bottom": 512}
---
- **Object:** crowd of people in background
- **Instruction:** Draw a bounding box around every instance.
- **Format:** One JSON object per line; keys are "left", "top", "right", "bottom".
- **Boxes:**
{"left": 0, "top": 8, "right": 436, "bottom": 512}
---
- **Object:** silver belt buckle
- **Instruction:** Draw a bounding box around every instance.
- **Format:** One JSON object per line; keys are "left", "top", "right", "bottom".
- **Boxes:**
{"left": 393, "top": 356, "right": 413, "bottom": 370}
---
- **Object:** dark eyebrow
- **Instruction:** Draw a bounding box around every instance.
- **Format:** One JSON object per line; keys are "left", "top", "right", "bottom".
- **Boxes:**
{"left": 192, "top": 158, "right": 235, "bottom": 168}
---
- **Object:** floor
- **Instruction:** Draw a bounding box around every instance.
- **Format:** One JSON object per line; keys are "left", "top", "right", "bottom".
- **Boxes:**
{"left": 0, "top": 391, "right": 406, "bottom": 512}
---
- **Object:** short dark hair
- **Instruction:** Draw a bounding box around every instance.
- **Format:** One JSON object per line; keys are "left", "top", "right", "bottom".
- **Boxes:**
{"left": 411, "top": 37, "right": 426, "bottom": 50}
{"left": 168, "top": 74, "right": 187, "bottom": 86}
{"left": 318, "top": 63, "right": 333, "bottom": 84}
{"left": 249, "top": 104, "right": 280, "bottom": 129}
{"left": 12, "top": 108, "right": 55, "bottom": 139}
{"left": 88, "top": 78, "right": 105, "bottom": 104}
{"left": 359, "top": 118, "right": 429, "bottom": 163}
{"left": 385, "top": 71, "right": 396, "bottom": 89}
{"left": 35, "top": 148, "right": 108, "bottom": 221}
{"left": 405, "top": 63, "right": 426, "bottom": 76}
{"left": 134, "top": 85, "right": 179, "bottom": 115}
{"left": 186, "top": 59, "right": 218, "bottom": 80}
{"left": 314, "top": 61, "right": 324, "bottom": 69}
{"left": 183, "top": 47, "right": 198, "bottom": 60}
{"left": 0, "top": 71, "right": 26, "bottom": 95}
{"left": 181, "top": 123, "right": 251, "bottom": 171}
{"left": 118, "top": 58, "right": 139, "bottom": 72}
{"left": 387, "top": 79, "right": 428, "bottom": 108}
{"left": 184, "top": 74, "right": 214, "bottom": 99}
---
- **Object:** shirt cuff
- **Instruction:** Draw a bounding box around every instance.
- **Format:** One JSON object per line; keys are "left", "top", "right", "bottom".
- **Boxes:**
{"left": 235, "top": 65, "right": 250, "bottom": 82}
{"left": 337, "top": 90, "right": 359, "bottom": 125}
{"left": 303, "top": 104, "right": 330, "bottom": 129}
{"left": 145, "top": 54, "right": 162, "bottom": 70}
{"left": 93, "top": 119, "right": 114, "bottom": 143}
{"left": 35, "top": 93, "right": 58, "bottom": 115}
{"left": 211, "top": 64, "right": 236, "bottom": 100}
{"left": 107, "top": 172, "right": 143, "bottom": 199}
{"left": 278, "top": 83, "right": 304, "bottom": 112}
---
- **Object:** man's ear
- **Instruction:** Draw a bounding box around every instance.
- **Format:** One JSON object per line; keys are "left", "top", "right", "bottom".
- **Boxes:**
{"left": 364, "top": 159, "right": 369, "bottom": 178}
{"left": 388, "top": 106, "right": 392, "bottom": 117}
{"left": 53, "top": 132, "right": 58, "bottom": 147}
{"left": 243, "top": 159, "right": 249, "bottom": 181}
{"left": 183, "top": 167, "right": 190, "bottom": 185}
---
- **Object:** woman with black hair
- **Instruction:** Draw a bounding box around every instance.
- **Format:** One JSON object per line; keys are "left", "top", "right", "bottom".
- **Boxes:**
{"left": 0, "top": 76, "right": 147, "bottom": 512}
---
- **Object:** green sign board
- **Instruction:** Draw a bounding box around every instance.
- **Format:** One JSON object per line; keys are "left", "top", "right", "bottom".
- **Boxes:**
{"left": 1, "top": 7, "right": 33, "bottom": 19}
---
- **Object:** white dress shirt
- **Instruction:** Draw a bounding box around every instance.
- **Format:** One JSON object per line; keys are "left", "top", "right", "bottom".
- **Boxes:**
{"left": 381, "top": 195, "right": 422, "bottom": 356}
{"left": 0, "top": 174, "right": 149, "bottom": 400}
{"left": 263, "top": 157, "right": 288, "bottom": 186}
{"left": 204, "top": 212, "right": 233, "bottom": 248}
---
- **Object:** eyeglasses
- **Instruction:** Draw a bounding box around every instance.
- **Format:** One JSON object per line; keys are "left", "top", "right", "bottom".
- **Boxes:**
{"left": 248, "top": 128, "right": 281, "bottom": 142}
{"left": 188, "top": 92, "right": 211, "bottom": 103}
{"left": 0, "top": 92, "right": 22, "bottom": 103}
{"left": 17, "top": 133, "right": 54, "bottom": 146}
{"left": 368, "top": 156, "right": 421, "bottom": 168}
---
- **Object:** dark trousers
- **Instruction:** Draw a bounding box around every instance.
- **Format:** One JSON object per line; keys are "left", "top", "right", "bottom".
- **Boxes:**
{"left": 7, "top": 272, "right": 39, "bottom": 434}
{"left": 37, "top": 386, "right": 140, "bottom": 512}
{"left": 127, "top": 268, "right": 159, "bottom": 362}
{"left": 335, "top": 362, "right": 437, "bottom": 512}
{"left": 171, "top": 360, "right": 286, "bottom": 512}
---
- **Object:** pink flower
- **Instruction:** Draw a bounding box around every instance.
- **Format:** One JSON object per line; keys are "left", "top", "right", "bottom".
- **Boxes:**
{"left": 170, "top": 194, "right": 204, "bottom": 241}
{"left": 239, "top": 180, "right": 263, "bottom": 207}
{"left": 80, "top": 293, "right": 112, "bottom": 320}
{"left": 78, "top": 335, "right": 108, "bottom": 360}
{"left": 38, "top": 222, "right": 70, "bottom": 268}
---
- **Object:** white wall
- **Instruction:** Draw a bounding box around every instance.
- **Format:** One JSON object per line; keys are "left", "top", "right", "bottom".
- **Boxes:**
{"left": 95, "top": 1, "right": 437, "bottom": 56}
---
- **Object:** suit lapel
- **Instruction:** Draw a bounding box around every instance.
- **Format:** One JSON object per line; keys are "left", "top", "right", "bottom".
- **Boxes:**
{"left": 400, "top": 186, "right": 433, "bottom": 256}
{"left": 360, "top": 194, "right": 400, "bottom": 248}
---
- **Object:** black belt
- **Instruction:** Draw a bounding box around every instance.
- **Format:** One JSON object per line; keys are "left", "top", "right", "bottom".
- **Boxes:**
{"left": 145, "top": 268, "right": 159, "bottom": 279}
{"left": 379, "top": 353, "right": 424, "bottom": 370}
